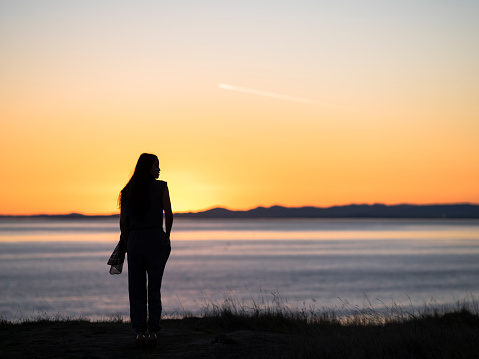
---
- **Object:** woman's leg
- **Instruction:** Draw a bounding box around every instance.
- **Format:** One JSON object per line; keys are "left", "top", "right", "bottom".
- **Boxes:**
{"left": 145, "top": 238, "right": 171, "bottom": 332}
{"left": 127, "top": 233, "right": 148, "bottom": 333}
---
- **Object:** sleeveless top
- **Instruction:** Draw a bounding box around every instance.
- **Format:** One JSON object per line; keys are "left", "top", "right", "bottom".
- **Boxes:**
{"left": 128, "top": 180, "right": 167, "bottom": 230}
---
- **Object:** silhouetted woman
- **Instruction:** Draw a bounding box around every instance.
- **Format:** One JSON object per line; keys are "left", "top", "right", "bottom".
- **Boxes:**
{"left": 119, "top": 153, "right": 173, "bottom": 348}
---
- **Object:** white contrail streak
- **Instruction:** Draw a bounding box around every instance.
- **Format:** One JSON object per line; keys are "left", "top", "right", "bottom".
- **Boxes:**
{"left": 219, "top": 83, "right": 332, "bottom": 107}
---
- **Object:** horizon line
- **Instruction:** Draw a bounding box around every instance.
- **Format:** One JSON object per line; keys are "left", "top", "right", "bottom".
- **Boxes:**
{"left": 1, "top": 202, "right": 478, "bottom": 217}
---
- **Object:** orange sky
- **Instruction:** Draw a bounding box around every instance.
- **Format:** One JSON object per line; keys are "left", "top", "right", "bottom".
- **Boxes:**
{"left": 1, "top": 1, "right": 478, "bottom": 215}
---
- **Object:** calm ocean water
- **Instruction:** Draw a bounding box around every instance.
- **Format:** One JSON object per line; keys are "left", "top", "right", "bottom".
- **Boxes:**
{"left": 1, "top": 217, "right": 478, "bottom": 321}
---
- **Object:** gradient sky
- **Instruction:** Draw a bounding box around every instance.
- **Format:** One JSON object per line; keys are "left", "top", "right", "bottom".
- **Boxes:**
{"left": 1, "top": 0, "right": 478, "bottom": 214}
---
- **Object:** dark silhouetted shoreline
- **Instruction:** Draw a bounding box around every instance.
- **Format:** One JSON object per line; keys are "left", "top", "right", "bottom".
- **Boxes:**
{"left": 2, "top": 305, "right": 478, "bottom": 358}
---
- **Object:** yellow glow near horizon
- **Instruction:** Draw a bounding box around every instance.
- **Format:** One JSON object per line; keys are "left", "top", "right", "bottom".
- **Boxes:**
{"left": 0, "top": 1, "right": 478, "bottom": 215}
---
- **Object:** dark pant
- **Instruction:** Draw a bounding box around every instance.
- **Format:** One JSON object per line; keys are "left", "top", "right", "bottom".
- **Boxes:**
{"left": 127, "top": 228, "right": 170, "bottom": 333}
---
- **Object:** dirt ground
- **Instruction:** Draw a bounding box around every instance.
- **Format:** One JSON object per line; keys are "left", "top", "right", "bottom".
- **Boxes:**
{"left": 0, "top": 320, "right": 292, "bottom": 359}
{"left": 3, "top": 310, "right": 478, "bottom": 358}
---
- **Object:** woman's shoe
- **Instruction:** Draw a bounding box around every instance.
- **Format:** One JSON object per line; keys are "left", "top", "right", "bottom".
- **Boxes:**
{"left": 136, "top": 332, "right": 146, "bottom": 348}
{"left": 148, "top": 332, "right": 158, "bottom": 348}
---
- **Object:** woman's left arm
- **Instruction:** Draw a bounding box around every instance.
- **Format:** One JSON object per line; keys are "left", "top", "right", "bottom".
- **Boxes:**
{"left": 162, "top": 185, "right": 173, "bottom": 244}
{"left": 120, "top": 203, "right": 130, "bottom": 245}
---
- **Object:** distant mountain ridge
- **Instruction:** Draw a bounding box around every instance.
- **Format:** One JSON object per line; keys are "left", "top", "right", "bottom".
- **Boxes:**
{"left": 1, "top": 204, "right": 479, "bottom": 219}
{"left": 177, "top": 204, "right": 479, "bottom": 218}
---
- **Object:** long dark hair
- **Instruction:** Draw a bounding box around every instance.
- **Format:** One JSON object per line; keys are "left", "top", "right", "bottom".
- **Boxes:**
{"left": 119, "top": 153, "right": 158, "bottom": 220}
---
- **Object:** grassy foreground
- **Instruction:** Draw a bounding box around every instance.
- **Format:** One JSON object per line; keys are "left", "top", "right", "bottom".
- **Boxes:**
{"left": 1, "top": 300, "right": 479, "bottom": 359}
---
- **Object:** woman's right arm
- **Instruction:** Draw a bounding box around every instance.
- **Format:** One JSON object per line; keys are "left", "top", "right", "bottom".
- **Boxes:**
{"left": 162, "top": 185, "right": 173, "bottom": 244}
